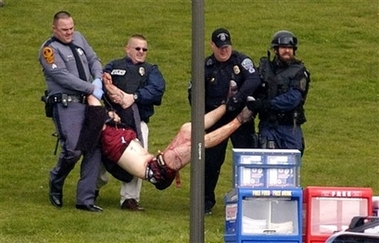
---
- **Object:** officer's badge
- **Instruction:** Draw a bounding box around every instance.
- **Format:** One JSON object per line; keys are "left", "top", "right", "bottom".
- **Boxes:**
{"left": 139, "top": 67, "right": 145, "bottom": 76}
{"left": 233, "top": 65, "right": 240, "bottom": 75}
{"left": 42, "top": 47, "right": 54, "bottom": 64}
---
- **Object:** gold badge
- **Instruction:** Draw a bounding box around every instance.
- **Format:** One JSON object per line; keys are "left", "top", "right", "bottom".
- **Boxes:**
{"left": 43, "top": 47, "right": 55, "bottom": 64}
{"left": 233, "top": 65, "right": 240, "bottom": 75}
{"left": 139, "top": 67, "right": 145, "bottom": 76}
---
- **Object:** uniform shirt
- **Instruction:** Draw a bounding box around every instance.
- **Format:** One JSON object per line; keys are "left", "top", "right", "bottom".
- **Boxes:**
{"left": 189, "top": 50, "right": 261, "bottom": 113}
{"left": 38, "top": 31, "right": 102, "bottom": 96}
{"left": 104, "top": 57, "right": 165, "bottom": 123}
{"left": 270, "top": 59, "right": 310, "bottom": 113}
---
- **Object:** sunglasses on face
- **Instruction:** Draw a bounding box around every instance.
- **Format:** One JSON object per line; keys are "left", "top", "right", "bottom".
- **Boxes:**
{"left": 134, "top": 47, "right": 148, "bottom": 52}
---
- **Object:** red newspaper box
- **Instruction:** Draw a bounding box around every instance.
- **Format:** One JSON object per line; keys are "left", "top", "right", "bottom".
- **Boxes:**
{"left": 303, "top": 186, "right": 373, "bottom": 243}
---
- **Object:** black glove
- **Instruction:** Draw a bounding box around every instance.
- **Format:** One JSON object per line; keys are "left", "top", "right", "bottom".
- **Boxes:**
{"left": 247, "top": 99, "right": 272, "bottom": 112}
{"left": 226, "top": 95, "right": 242, "bottom": 112}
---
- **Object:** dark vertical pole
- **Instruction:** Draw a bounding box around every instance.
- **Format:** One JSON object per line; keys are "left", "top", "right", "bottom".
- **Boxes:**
{"left": 190, "top": 0, "right": 205, "bottom": 242}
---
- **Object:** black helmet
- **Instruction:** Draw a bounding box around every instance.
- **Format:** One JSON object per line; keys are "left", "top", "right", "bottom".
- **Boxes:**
{"left": 270, "top": 30, "right": 298, "bottom": 50}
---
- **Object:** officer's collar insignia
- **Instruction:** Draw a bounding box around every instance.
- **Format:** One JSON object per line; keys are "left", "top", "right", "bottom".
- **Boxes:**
{"left": 42, "top": 47, "right": 55, "bottom": 64}
{"left": 233, "top": 65, "right": 240, "bottom": 75}
{"left": 139, "top": 67, "right": 145, "bottom": 76}
{"left": 77, "top": 48, "right": 84, "bottom": 56}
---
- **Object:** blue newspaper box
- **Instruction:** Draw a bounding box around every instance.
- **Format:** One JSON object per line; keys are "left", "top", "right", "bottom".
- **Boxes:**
{"left": 232, "top": 149, "right": 301, "bottom": 188}
{"left": 224, "top": 187, "right": 303, "bottom": 243}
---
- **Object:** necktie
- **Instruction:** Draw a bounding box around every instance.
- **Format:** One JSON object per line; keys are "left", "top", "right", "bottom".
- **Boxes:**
{"left": 68, "top": 42, "right": 87, "bottom": 81}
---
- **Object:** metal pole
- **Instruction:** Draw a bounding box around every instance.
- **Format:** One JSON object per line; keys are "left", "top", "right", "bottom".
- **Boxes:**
{"left": 190, "top": 0, "right": 205, "bottom": 242}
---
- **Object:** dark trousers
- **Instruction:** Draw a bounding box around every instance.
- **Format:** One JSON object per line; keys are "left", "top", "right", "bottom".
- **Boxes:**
{"left": 204, "top": 120, "right": 256, "bottom": 209}
{"left": 50, "top": 103, "right": 101, "bottom": 205}
{"left": 259, "top": 122, "right": 304, "bottom": 155}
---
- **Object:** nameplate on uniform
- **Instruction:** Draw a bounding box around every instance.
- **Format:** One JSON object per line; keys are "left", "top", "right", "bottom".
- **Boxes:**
{"left": 111, "top": 69, "right": 126, "bottom": 75}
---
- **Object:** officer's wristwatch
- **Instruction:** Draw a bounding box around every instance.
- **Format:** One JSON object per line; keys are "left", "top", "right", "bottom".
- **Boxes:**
{"left": 133, "top": 93, "right": 138, "bottom": 101}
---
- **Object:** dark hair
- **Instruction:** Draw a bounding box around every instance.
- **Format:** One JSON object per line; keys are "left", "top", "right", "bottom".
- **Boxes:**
{"left": 53, "top": 11, "right": 72, "bottom": 25}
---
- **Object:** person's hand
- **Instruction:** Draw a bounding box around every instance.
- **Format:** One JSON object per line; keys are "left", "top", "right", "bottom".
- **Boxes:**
{"left": 102, "top": 72, "right": 112, "bottom": 84}
{"left": 119, "top": 93, "right": 134, "bottom": 109}
{"left": 108, "top": 111, "right": 121, "bottom": 123}
{"left": 92, "top": 87, "right": 104, "bottom": 100}
{"left": 226, "top": 95, "right": 242, "bottom": 112}
{"left": 92, "top": 78, "right": 102, "bottom": 90}
{"left": 247, "top": 99, "right": 271, "bottom": 112}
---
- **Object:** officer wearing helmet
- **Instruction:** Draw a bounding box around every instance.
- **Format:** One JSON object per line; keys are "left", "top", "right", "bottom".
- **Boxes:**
{"left": 247, "top": 30, "right": 311, "bottom": 155}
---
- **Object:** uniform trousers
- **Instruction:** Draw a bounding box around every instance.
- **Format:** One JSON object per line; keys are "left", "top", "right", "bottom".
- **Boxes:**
{"left": 259, "top": 122, "right": 304, "bottom": 154}
{"left": 50, "top": 102, "right": 101, "bottom": 205}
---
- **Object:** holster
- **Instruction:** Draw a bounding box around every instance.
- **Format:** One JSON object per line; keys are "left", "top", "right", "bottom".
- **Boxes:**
{"left": 41, "top": 90, "right": 53, "bottom": 118}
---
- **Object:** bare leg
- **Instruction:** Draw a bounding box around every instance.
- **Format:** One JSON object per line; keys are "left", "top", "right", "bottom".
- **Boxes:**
{"left": 87, "top": 95, "right": 102, "bottom": 106}
{"left": 161, "top": 106, "right": 252, "bottom": 171}
{"left": 204, "top": 105, "right": 226, "bottom": 129}
{"left": 117, "top": 140, "right": 155, "bottom": 179}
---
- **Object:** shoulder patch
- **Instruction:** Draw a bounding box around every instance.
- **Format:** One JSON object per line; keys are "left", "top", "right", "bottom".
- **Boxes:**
{"left": 299, "top": 77, "right": 307, "bottom": 91}
{"left": 42, "top": 47, "right": 54, "bottom": 64}
{"left": 241, "top": 58, "right": 255, "bottom": 73}
{"left": 110, "top": 69, "right": 126, "bottom": 75}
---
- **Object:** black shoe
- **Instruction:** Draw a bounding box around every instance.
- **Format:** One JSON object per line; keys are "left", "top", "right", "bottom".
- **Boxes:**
{"left": 49, "top": 194, "right": 63, "bottom": 208}
{"left": 204, "top": 201, "right": 214, "bottom": 216}
{"left": 49, "top": 180, "right": 62, "bottom": 208}
{"left": 75, "top": 204, "right": 103, "bottom": 212}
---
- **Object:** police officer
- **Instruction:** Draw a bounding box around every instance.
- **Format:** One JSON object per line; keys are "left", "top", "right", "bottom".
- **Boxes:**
{"left": 38, "top": 11, "right": 104, "bottom": 212}
{"left": 98, "top": 34, "right": 165, "bottom": 211}
{"left": 247, "top": 30, "right": 310, "bottom": 154}
{"left": 188, "top": 28, "right": 261, "bottom": 215}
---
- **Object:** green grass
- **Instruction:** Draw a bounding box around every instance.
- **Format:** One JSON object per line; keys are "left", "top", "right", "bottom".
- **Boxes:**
{"left": 0, "top": 0, "right": 378, "bottom": 242}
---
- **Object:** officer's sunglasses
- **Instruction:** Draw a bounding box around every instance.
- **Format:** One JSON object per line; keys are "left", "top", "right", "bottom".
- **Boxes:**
{"left": 278, "top": 36, "right": 298, "bottom": 46}
{"left": 135, "top": 47, "right": 148, "bottom": 52}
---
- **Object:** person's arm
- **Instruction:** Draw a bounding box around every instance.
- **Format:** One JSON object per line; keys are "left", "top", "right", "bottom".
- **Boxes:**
{"left": 39, "top": 43, "right": 95, "bottom": 94}
{"left": 135, "top": 65, "right": 165, "bottom": 106}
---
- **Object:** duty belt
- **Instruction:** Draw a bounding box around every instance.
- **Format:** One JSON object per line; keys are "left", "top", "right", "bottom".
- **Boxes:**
{"left": 50, "top": 94, "right": 86, "bottom": 104}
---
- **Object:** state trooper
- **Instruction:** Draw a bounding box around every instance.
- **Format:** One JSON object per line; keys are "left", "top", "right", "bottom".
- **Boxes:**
{"left": 38, "top": 11, "right": 104, "bottom": 212}
{"left": 247, "top": 30, "right": 311, "bottom": 155}
{"left": 188, "top": 28, "right": 261, "bottom": 215}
